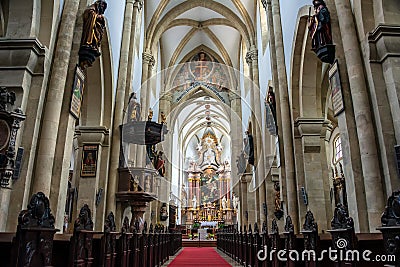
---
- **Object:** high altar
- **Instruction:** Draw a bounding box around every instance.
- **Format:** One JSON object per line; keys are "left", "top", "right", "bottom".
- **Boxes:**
{"left": 181, "top": 124, "right": 237, "bottom": 227}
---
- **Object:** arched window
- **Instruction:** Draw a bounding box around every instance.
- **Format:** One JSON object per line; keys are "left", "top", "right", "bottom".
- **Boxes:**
{"left": 333, "top": 135, "right": 343, "bottom": 163}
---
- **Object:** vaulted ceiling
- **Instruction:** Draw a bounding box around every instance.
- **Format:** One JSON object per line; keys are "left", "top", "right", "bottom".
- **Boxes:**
{"left": 144, "top": 0, "right": 257, "bottom": 71}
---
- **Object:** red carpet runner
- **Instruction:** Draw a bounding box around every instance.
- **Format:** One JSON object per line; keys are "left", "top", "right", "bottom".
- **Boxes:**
{"left": 168, "top": 247, "right": 231, "bottom": 266}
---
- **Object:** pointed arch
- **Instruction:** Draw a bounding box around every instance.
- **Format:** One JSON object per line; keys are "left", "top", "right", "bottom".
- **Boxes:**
{"left": 146, "top": 0, "right": 253, "bottom": 54}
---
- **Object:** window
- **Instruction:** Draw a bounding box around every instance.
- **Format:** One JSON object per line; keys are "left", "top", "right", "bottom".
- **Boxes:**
{"left": 334, "top": 136, "right": 343, "bottom": 162}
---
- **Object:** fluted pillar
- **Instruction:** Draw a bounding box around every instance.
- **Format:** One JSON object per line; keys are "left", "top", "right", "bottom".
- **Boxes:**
{"left": 262, "top": 0, "right": 285, "bottom": 228}
{"left": 107, "top": 0, "right": 143, "bottom": 219}
{"left": 136, "top": 51, "right": 155, "bottom": 167}
{"left": 334, "top": 0, "right": 385, "bottom": 231}
{"left": 246, "top": 47, "right": 267, "bottom": 224}
{"left": 265, "top": 0, "right": 299, "bottom": 231}
{"left": 32, "top": 0, "right": 80, "bottom": 196}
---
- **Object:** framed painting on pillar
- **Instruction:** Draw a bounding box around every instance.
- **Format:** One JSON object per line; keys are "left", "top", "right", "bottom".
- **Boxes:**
{"left": 80, "top": 144, "right": 98, "bottom": 177}
{"left": 70, "top": 66, "right": 85, "bottom": 119}
{"left": 328, "top": 61, "right": 345, "bottom": 117}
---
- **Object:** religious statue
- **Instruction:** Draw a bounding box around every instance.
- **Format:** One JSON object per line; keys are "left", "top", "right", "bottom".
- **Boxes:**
{"left": 192, "top": 195, "right": 197, "bottom": 208}
{"left": 146, "top": 144, "right": 156, "bottom": 166}
{"left": 160, "top": 111, "right": 166, "bottom": 124}
{"left": 160, "top": 203, "right": 169, "bottom": 221}
{"left": 333, "top": 163, "right": 348, "bottom": 207}
{"left": 79, "top": 0, "right": 108, "bottom": 70}
{"left": 127, "top": 92, "right": 141, "bottom": 122}
{"left": 266, "top": 90, "right": 277, "bottom": 135}
{"left": 148, "top": 108, "right": 153, "bottom": 121}
{"left": 244, "top": 131, "right": 255, "bottom": 165}
{"left": 181, "top": 184, "right": 188, "bottom": 207}
{"left": 232, "top": 194, "right": 239, "bottom": 210}
{"left": 130, "top": 175, "right": 139, "bottom": 192}
{"left": 221, "top": 195, "right": 227, "bottom": 210}
{"left": 308, "top": 0, "right": 335, "bottom": 64}
{"left": 236, "top": 150, "right": 247, "bottom": 175}
{"left": 144, "top": 176, "right": 151, "bottom": 192}
{"left": 154, "top": 151, "right": 165, "bottom": 177}
{"left": 274, "top": 182, "right": 284, "bottom": 220}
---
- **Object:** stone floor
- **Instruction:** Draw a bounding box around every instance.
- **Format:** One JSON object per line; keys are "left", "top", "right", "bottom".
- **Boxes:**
{"left": 215, "top": 248, "right": 242, "bottom": 267}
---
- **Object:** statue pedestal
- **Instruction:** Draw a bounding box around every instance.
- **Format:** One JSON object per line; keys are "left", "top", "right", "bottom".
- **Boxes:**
{"left": 116, "top": 191, "right": 156, "bottom": 232}
{"left": 223, "top": 209, "right": 234, "bottom": 225}
{"left": 315, "top": 44, "right": 336, "bottom": 64}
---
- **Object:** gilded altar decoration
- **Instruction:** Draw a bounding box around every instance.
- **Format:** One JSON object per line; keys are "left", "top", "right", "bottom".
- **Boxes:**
{"left": 308, "top": 0, "right": 335, "bottom": 64}
{"left": 81, "top": 145, "right": 99, "bottom": 177}
{"left": 183, "top": 123, "right": 236, "bottom": 226}
{"left": 79, "top": 0, "right": 107, "bottom": 70}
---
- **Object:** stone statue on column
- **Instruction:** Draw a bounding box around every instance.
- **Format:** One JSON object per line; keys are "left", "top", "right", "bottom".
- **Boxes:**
{"left": 192, "top": 195, "right": 197, "bottom": 209}
{"left": 79, "top": 0, "right": 108, "bottom": 70}
{"left": 222, "top": 195, "right": 227, "bottom": 210}
{"left": 244, "top": 131, "right": 254, "bottom": 165}
{"left": 181, "top": 184, "right": 188, "bottom": 207}
{"left": 308, "top": 0, "right": 335, "bottom": 64}
{"left": 232, "top": 194, "right": 239, "bottom": 210}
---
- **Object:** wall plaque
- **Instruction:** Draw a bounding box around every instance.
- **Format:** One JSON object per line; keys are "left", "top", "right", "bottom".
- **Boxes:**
{"left": 80, "top": 145, "right": 98, "bottom": 177}
{"left": 329, "top": 61, "right": 345, "bottom": 117}
{"left": 70, "top": 66, "right": 85, "bottom": 119}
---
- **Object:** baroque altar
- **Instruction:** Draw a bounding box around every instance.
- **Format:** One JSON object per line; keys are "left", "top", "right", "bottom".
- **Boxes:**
{"left": 181, "top": 125, "right": 237, "bottom": 226}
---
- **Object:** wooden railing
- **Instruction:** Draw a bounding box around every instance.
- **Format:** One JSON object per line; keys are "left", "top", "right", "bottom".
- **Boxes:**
{"left": 217, "top": 207, "right": 389, "bottom": 267}
{"left": 0, "top": 192, "right": 182, "bottom": 267}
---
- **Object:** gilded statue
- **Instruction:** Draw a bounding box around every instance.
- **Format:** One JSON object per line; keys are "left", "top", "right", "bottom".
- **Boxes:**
{"left": 79, "top": 0, "right": 107, "bottom": 69}
{"left": 148, "top": 108, "right": 153, "bottom": 121}
{"left": 160, "top": 111, "right": 166, "bottom": 124}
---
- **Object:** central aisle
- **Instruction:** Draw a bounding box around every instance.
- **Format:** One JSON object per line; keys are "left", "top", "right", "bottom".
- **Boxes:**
{"left": 168, "top": 247, "right": 231, "bottom": 266}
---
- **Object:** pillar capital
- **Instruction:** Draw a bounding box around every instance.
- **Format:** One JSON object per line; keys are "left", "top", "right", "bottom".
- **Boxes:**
{"left": 159, "top": 92, "right": 173, "bottom": 102}
{"left": 261, "top": 0, "right": 269, "bottom": 10}
{"left": 142, "top": 52, "right": 155, "bottom": 67}
{"left": 133, "top": 0, "right": 144, "bottom": 10}
{"left": 245, "top": 49, "right": 258, "bottom": 65}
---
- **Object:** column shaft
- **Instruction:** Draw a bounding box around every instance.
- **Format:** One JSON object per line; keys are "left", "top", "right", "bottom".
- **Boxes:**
{"left": 32, "top": 0, "right": 80, "bottom": 195}
{"left": 334, "top": 0, "right": 385, "bottom": 230}
{"left": 107, "top": 0, "right": 139, "bottom": 217}
{"left": 269, "top": 0, "right": 299, "bottom": 230}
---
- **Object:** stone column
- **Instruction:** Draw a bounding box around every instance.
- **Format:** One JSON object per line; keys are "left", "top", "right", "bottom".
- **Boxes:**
{"left": 72, "top": 126, "right": 109, "bottom": 232}
{"left": 107, "top": 0, "right": 142, "bottom": 216}
{"left": 32, "top": 0, "right": 80, "bottom": 196}
{"left": 240, "top": 178, "right": 249, "bottom": 226}
{"left": 135, "top": 52, "right": 155, "bottom": 167}
{"left": 262, "top": 1, "right": 285, "bottom": 228}
{"left": 268, "top": 0, "right": 299, "bottom": 231}
{"left": 296, "top": 118, "right": 332, "bottom": 231}
{"left": 246, "top": 47, "right": 266, "bottom": 224}
{"left": 334, "top": 0, "right": 385, "bottom": 231}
